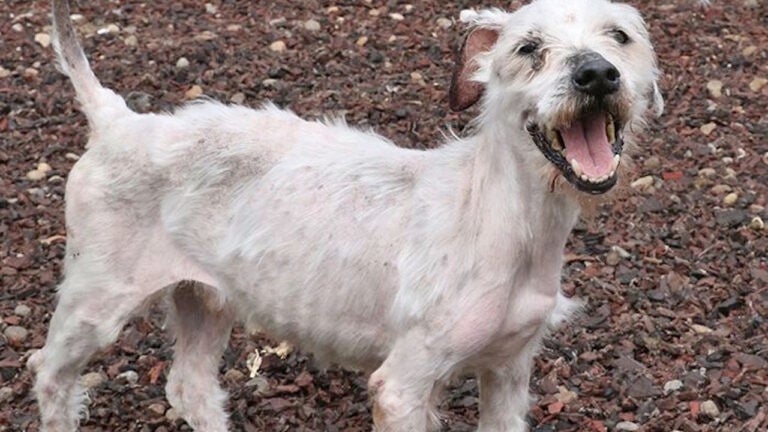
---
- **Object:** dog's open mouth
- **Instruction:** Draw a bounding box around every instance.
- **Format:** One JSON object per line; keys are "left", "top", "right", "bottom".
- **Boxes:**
{"left": 527, "top": 111, "right": 623, "bottom": 194}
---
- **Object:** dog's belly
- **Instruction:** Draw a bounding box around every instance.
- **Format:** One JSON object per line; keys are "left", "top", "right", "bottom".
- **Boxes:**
{"left": 162, "top": 149, "right": 418, "bottom": 370}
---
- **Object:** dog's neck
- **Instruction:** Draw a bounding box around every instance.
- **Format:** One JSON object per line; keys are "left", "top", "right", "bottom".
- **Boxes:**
{"left": 458, "top": 122, "right": 581, "bottom": 272}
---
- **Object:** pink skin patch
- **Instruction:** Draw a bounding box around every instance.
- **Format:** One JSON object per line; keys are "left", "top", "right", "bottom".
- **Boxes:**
{"left": 560, "top": 113, "right": 614, "bottom": 178}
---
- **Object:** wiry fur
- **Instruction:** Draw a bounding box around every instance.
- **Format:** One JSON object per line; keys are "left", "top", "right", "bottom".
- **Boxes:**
{"left": 31, "top": 0, "right": 661, "bottom": 431}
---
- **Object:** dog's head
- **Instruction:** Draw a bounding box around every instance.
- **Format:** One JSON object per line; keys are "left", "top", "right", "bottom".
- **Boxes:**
{"left": 450, "top": 0, "right": 662, "bottom": 195}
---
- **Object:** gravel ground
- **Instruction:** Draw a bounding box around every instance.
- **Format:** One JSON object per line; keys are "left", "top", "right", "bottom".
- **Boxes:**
{"left": 1, "top": 0, "right": 767, "bottom": 431}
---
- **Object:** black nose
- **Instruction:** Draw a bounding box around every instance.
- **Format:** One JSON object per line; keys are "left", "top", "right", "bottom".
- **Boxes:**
{"left": 572, "top": 53, "right": 620, "bottom": 97}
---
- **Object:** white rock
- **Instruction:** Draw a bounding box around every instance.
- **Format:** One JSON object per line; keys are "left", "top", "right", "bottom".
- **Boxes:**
{"left": 630, "top": 175, "right": 654, "bottom": 190}
{"left": 749, "top": 216, "right": 764, "bottom": 231}
{"left": 436, "top": 17, "right": 452, "bottom": 29}
{"left": 750, "top": 77, "right": 767, "bottom": 92}
{"left": 204, "top": 3, "right": 217, "bottom": 14}
{"left": 97, "top": 24, "right": 120, "bottom": 35}
{"left": 303, "top": 19, "right": 321, "bottom": 31}
{"left": 0, "top": 387, "right": 13, "bottom": 404}
{"left": 147, "top": 402, "right": 166, "bottom": 417}
{"left": 701, "top": 400, "right": 720, "bottom": 417}
{"left": 184, "top": 85, "right": 203, "bottom": 100}
{"left": 65, "top": 152, "right": 80, "bottom": 161}
{"left": 165, "top": 408, "right": 180, "bottom": 422}
{"left": 80, "top": 371, "right": 106, "bottom": 388}
{"left": 691, "top": 324, "right": 713, "bottom": 334}
{"left": 706, "top": 80, "right": 723, "bottom": 98}
{"left": 176, "top": 57, "right": 190, "bottom": 69}
{"left": 37, "top": 162, "right": 52, "bottom": 173}
{"left": 700, "top": 122, "right": 717, "bottom": 136}
{"left": 698, "top": 168, "right": 716, "bottom": 178}
{"left": 723, "top": 193, "right": 738, "bottom": 206}
{"left": 0, "top": 66, "right": 10, "bottom": 79}
{"left": 269, "top": 40, "right": 287, "bottom": 52}
{"left": 12, "top": 23, "right": 24, "bottom": 32}
{"left": 4, "top": 326, "right": 28, "bottom": 344}
{"left": 124, "top": 35, "right": 138, "bottom": 46}
{"left": 389, "top": 13, "right": 405, "bottom": 21}
{"left": 14, "top": 304, "right": 32, "bottom": 317}
{"left": 230, "top": 92, "right": 245, "bottom": 104}
{"left": 616, "top": 421, "right": 640, "bottom": 431}
{"left": 117, "top": 370, "right": 139, "bottom": 384}
{"left": 663, "top": 379, "right": 683, "bottom": 393}
{"left": 262, "top": 78, "right": 278, "bottom": 88}
{"left": 35, "top": 33, "right": 51, "bottom": 48}
{"left": 26, "top": 169, "right": 46, "bottom": 181}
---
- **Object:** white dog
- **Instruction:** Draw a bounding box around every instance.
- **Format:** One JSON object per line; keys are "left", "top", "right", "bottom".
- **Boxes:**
{"left": 30, "top": 0, "right": 663, "bottom": 431}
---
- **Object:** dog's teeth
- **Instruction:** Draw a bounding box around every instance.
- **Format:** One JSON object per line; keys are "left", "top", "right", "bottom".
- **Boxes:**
{"left": 606, "top": 119, "right": 616, "bottom": 143}
{"left": 548, "top": 130, "right": 563, "bottom": 151}
{"left": 611, "top": 155, "right": 621, "bottom": 171}
{"left": 570, "top": 159, "right": 583, "bottom": 177}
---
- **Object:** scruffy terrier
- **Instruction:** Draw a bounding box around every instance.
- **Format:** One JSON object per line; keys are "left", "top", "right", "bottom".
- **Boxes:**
{"left": 31, "top": 0, "right": 662, "bottom": 430}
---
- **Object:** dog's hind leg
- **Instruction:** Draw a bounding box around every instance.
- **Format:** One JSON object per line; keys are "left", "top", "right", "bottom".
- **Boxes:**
{"left": 29, "top": 272, "right": 161, "bottom": 432}
{"left": 165, "top": 282, "right": 233, "bottom": 432}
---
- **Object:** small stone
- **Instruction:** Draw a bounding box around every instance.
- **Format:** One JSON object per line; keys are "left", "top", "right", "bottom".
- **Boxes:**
{"left": 723, "top": 193, "right": 738, "bottom": 206}
{"left": 12, "top": 23, "right": 23, "bottom": 32}
{"left": 269, "top": 40, "right": 287, "bottom": 52}
{"left": 664, "top": 379, "right": 684, "bottom": 393}
{"left": 631, "top": 175, "right": 654, "bottom": 190}
{"left": 327, "top": 6, "right": 340, "bottom": 13}
{"left": 4, "top": 326, "right": 28, "bottom": 345}
{"left": 706, "top": 80, "right": 723, "bottom": 98}
{"left": 80, "top": 371, "right": 106, "bottom": 388}
{"left": 269, "top": 17, "right": 287, "bottom": 26}
{"left": 356, "top": 36, "right": 369, "bottom": 47}
{"left": 742, "top": 45, "right": 757, "bottom": 57}
{"left": 37, "top": 162, "right": 52, "bottom": 173}
{"left": 616, "top": 421, "right": 640, "bottom": 432}
{"left": 763, "top": 151, "right": 768, "bottom": 166}
{"left": 124, "top": 35, "right": 138, "bottom": 46}
{"left": 97, "top": 24, "right": 120, "bottom": 35}
{"left": 749, "top": 77, "right": 768, "bottom": 93}
{"left": 644, "top": 156, "right": 661, "bottom": 170}
{"left": 204, "top": 3, "right": 217, "bottom": 14}
{"left": 224, "top": 368, "right": 246, "bottom": 382}
{"left": 368, "top": 8, "right": 381, "bottom": 17}
{"left": 35, "top": 33, "right": 51, "bottom": 48}
{"left": 184, "top": 85, "right": 203, "bottom": 100}
{"left": 117, "top": 370, "right": 139, "bottom": 384}
{"left": 749, "top": 216, "right": 764, "bottom": 231}
{"left": 230, "top": 92, "right": 245, "bottom": 104}
{"left": 700, "top": 122, "right": 717, "bottom": 136}
{"left": 436, "top": 17, "right": 452, "bottom": 29}
{"left": 262, "top": 78, "right": 278, "bottom": 88}
{"left": 554, "top": 386, "right": 578, "bottom": 404}
{"left": 710, "top": 184, "right": 732, "bottom": 194}
{"left": 410, "top": 72, "right": 423, "bottom": 82}
{"left": 194, "top": 31, "right": 217, "bottom": 41}
{"left": 691, "top": 324, "right": 713, "bottom": 334}
{"left": 701, "top": 400, "right": 720, "bottom": 418}
{"left": 65, "top": 152, "right": 80, "bottom": 161}
{"left": 227, "top": 24, "right": 242, "bottom": 32}
{"left": 147, "top": 402, "right": 166, "bottom": 417}
{"left": 176, "top": 57, "right": 190, "bottom": 69}
{"left": 24, "top": 68, "right": 39, "bottom": 79}
{"left": 26, "top": 169, "right": 46, "bottom": 181}
{"left": 0, "top": 387, "right": 13, "bottom": 403}
{"left": 14, "top": 304, "right": 32, "bottom": 317}
{"left": 165, "top": 408, "right": 180, "bottom": 422}
{"left": 303, "top": 19, "right": 321, "bottom": 32}
{"left": 698, "top": 167, "right": 716, "bottom": 178}
{"left": 0, "top": 66, "right": 10, "bottom": 78}
{"left": 389, "top": 13, "right": 405, "bottom": 21}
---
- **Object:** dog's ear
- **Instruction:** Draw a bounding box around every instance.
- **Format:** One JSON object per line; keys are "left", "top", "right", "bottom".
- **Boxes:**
{"left": 651, "top": 81, "right": 664, "bottom": 117}
{"left": 449, "top": 11, "right": 501, "bottom": 112}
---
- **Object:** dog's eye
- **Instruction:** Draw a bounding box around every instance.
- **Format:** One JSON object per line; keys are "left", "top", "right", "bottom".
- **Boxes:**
{"left": 517, "top": 41, "right": 539, "bottom": 55}
{"left": 611, "top": 29, "right": 630, "bottom": 45}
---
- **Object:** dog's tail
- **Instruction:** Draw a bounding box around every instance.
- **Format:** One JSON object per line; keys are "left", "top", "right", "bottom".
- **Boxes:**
{"left": 52, "top": 0, "right": 131, "bottom": 127}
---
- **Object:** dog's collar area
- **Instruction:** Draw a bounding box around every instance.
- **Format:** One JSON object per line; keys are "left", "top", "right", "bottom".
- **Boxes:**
{"left": 526, "top": 118, "right": 624, "bottom": 195}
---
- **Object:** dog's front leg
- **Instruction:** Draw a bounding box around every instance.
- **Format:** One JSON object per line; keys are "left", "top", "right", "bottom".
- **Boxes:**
{"left": 476, "top": 355, "right": 536, "bottom": 432}
{"left": 368, "top": 328, "right": 447, "bottom": 432}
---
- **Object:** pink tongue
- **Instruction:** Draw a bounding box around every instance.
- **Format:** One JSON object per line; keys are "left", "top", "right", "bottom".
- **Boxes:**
{"left": 560, "top": 113, "right": 614, "bottom": 178}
